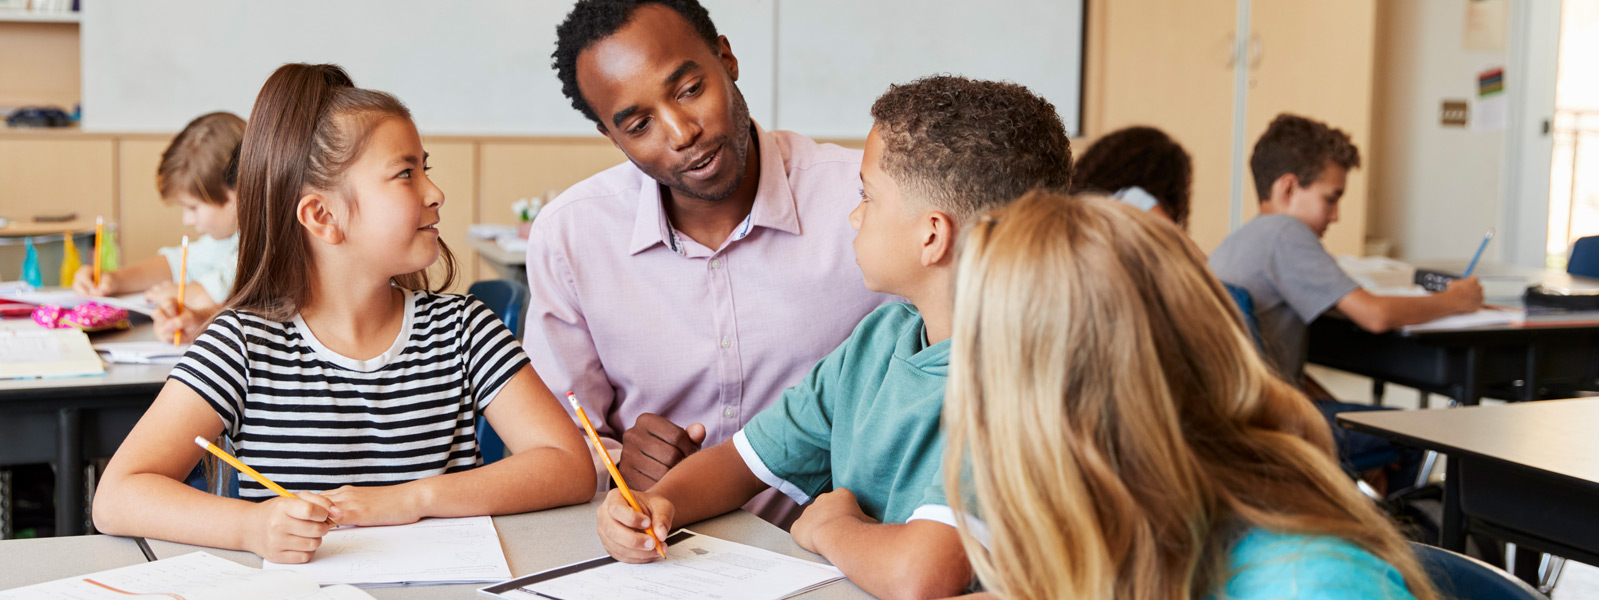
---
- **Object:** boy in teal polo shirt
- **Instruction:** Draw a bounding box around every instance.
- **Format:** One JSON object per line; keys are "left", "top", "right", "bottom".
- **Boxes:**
{"left": 595, "top": 75, "right": 1074, "bottom": 599}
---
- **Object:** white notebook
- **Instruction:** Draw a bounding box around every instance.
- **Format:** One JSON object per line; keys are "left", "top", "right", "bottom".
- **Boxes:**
{"left": 479, "top": 530, "right": 844, "bottom": 600}
{"left": 0, "top": 324, "right": 105, "bottom": 379}
{"left": 0, "top": 551, "right": 373, "bottom": 600}
{"left": 264, "top": 516, "right": 512, "bottom": 587}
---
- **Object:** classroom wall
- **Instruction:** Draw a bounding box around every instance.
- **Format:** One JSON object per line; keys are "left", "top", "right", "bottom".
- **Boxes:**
{"left": 1367, "top": 0, "right": 1508, "bottom": 261}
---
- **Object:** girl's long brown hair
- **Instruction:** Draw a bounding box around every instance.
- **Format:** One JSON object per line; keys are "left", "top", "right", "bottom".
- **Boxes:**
{"left": 944, "top": 191, "right": 1437, "bottom": 600}
{"left": 228, "top": 63, "right": 455, "bottom": 321}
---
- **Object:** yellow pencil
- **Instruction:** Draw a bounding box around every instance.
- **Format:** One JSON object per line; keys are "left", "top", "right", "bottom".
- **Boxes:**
{"left": 174, "top": 235, "right": 189, "bottom": 346}
{"left": 193, "top": 436, "right": 336, "bottom": 525}
{"left": 92, "top": 216, "right": 103, "bottom": 288}
{"left": 566, "top": 392, "right": 667, "bottom": 559}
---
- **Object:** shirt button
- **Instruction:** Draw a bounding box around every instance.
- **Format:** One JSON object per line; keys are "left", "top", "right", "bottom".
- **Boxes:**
{"left": 720, "top": 336, "right": 732, "bottom": 348}
{"left": 723, "top": 407, "right": 736, "bottom": 419}
{"left": 711, "top": 259, "right": 721, "bottom": 269}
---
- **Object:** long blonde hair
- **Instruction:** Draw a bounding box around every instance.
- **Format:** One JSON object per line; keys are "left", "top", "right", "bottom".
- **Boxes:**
{"left": 943, "top": 191, "right": 1436, "bottom": 600}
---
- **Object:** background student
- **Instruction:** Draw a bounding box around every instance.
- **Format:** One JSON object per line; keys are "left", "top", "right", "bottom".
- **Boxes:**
{"left": 92, "top": 63, "right": 595, "bottom": 563}
{"left": 942, "top": 191, "right": 1438, "bottom": 599}
{"left": 1209, "top": 114, "right": 1482, "bottom": 490}
{"left": 593, "top": 75, "right": 1074, "bottom": 600}
{"left": 1069, "top": 125, "right": 1193, "bottom": 230}
{"left": 73, "top": 112, "right": 244, "bottom": 335}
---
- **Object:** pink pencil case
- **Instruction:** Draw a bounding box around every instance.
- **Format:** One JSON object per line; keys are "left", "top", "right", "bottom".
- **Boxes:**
{"left": 32, "top": 302, "right": 131, "bottom": 332}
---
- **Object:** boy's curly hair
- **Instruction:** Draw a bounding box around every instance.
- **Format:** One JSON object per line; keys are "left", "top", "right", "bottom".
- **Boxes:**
{"left": 1250, "top": 113, "right": 1360, "bottom": 201}
{"left": 870, "top": 75, "right": 1073, "bottom": 224}
{"left": 1070, "top": 126, "right": 1193, "bottom": 228}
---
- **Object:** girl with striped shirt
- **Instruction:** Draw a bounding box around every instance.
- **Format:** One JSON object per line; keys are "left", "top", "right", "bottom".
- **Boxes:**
{"left": 93, "top": 63, "right": 596, "bottom": 564}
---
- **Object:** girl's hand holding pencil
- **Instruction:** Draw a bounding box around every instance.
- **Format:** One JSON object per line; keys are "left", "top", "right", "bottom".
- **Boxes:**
{"left": 248, "top": 491, "right": 339, "bottom": 564}
{"left": 597, "top": 487, "right": 677, "bottom": 563}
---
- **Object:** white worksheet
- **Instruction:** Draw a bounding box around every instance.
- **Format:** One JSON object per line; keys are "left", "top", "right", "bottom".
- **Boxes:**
{"left": 264, "top": 516, "right": 511, "bottom": 587}
{"left": 0, "top": 551, "right": 372, "bottom": 600}
{"left": 481, "top": 531, "right": 843, "bottom": 600}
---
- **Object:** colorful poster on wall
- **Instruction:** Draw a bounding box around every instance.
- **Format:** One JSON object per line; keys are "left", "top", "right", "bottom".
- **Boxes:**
{"left": 1473, "top": 66, "right": 1507, "bottom": 132}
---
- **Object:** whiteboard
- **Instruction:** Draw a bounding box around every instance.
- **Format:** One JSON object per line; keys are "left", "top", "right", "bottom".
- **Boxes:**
{"left": 774, "top": 0, "right": 1084, "bottom": 138}
{"left": 79, "top": 0, "right": 1081, "bottom": 138}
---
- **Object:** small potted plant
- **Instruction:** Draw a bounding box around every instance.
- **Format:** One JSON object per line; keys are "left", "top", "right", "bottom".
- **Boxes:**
{"left": 512, "top": 196, "right": 544, "bottom": 239}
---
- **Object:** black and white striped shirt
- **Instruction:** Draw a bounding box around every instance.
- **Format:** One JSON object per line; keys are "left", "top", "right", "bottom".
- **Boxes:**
{"left": 171, "top": 290, "right": 529, "bottom": 500}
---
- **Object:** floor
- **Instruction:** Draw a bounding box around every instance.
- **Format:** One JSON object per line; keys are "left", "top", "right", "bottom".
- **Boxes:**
{"left": 1308, "top": 365, "right": 1598, "bottom": 598}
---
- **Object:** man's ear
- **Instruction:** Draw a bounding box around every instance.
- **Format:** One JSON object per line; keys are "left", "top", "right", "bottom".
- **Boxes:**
{"left": 717, "top": 35, "right": 739, "bottom": 81}
{"left": 920, "top": 211, "right": 957, "bottom": 267}
{"left": 297, "top": 193, "right": 343, "bottom": 245}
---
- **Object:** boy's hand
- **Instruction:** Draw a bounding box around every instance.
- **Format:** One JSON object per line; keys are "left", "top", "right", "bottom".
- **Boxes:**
{"left": 247, "top": 492, "right": 339, "bottom": 564}
{"left": 71, "top": 266, "right": 114, "bottom": 297}
{"left": 618, "top": 414, "right": 706, "bottom": 488}
{"left": 1443, "top": 276, "right": 1484, "bottom": 312}
{"left": 152, "top": 299, "right": 207, "bottom": 344}
{"left": 791, "top": 488, "right": 874, "bottom": 554}
{"left": 321, "top": 484, "right": 422, "bottom": 527}
{"left": 596, "top": 487, "right": 675, "bottom": 563}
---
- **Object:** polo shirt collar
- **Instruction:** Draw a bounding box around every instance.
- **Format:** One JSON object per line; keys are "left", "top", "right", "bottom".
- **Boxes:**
{"left": 627, "top": 121, "right": 802, "bottom": 256}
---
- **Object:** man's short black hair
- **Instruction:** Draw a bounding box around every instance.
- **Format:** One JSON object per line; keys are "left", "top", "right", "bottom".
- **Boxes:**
{"left": 552, "top": 0, "right": 722, "bottom": 127}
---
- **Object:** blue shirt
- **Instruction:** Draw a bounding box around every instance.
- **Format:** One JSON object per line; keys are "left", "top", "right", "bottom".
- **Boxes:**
{"left": 1214, "top": 528, "right": 1418, "bottom": 599}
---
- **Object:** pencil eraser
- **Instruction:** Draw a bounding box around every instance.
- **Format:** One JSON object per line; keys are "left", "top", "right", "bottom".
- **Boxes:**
{"left": 193, "top": 436, "right": 208, "bottom": 448}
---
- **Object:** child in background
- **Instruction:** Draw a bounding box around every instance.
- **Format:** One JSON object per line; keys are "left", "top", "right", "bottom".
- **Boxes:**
{"left": 1069, "top": 125, "right": 1193, "bottom": 229}
{"left": 74, "top": 112, "right": 244, "bottom": 343}
{"left": 594, "top": 75, "right": 1075, "bottom": 599}
{"left": 93, "top": 63, "right": 595, "bottom": 563}
{"left": 941, "top": 191, "right": 1436, "bottom": 600}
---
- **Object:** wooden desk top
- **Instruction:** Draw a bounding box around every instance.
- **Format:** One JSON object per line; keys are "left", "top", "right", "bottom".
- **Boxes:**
{"left": 1339, "top": 398, "right": 1599, "bottom": 490}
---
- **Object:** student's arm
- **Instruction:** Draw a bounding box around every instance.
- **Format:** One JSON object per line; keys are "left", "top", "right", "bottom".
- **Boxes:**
{"left": 72, "top": 254, "right": 171, "bottom": 297}
{"left": 596, "top": 441, "right": 768, "bottom": 562}
{"left": 321, "top": 364, "right": 597, "bottom": 524}
{"left": 1335, "top": 277, "right": 1483, "bottom": 333}
{"left": 93, "top": 380, "right": 338, "bottom": 564}
{"left": 791, "top": 489, "right": 974, "bottom": 600}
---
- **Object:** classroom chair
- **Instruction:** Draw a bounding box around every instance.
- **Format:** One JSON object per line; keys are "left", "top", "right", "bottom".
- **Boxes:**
{"left": 1222, "top": 283, "right": 1263, "bottom": 350}
{"left": 467, "top": 279, "right": 531, "bottom": 465}
{"left": 1410, "top": 542, "right": 1547, "bottom": 600}
{"left": 1568, "top": 236, "right": 1599, "bottom": 280}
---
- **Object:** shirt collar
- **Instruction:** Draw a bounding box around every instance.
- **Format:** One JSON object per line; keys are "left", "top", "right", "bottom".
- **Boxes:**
{"left": 627, "top": 121, "right": 802, "bottom": 256}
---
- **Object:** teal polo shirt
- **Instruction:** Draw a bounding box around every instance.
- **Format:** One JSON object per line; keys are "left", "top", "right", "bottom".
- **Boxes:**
{"left": 733, "top": 303, "right": 956, "bottom": 526}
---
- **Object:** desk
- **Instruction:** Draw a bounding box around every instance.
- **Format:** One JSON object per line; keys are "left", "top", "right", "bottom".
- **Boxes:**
{"left": 0, "top": 323, "right": 170, "bottom": 536}
{"left": 0, "top": 503, "right": 871, "bottom": 598}
{"left": 1309, "top": 261, "right": 1599, "bottom": 406}
{"left": 1339, "top": 399, "right": 1599, "bottom": 567}
{"left": 465, "top": 235, "right": 527, "bottom": 283}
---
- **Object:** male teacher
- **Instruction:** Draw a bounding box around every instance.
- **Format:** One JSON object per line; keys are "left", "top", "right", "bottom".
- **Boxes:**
{"left": 526, "top": 0, "right": 889, "bottom": 524}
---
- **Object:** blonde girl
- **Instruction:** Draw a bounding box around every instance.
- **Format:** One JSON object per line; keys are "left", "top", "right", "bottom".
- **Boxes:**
{"left": 943, "top": 191, "right": 1436, "bottom": 599}
{"left": 94, "top": 64, "right": 595, "bottom": 563}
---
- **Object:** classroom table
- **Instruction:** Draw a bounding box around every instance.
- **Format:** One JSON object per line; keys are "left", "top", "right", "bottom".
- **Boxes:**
{"left": 0, "top": 321, "right": 170, "bottom": 536}
{"left": 1308, "top": 261, "right": 1599, "bottom": 406}
{"left": 1338, "top": 398, "right": 1599, "bottom": 568}
{"left": 0, "top": 502, "right": 872, "bottom": 599}
{"left": 465, "top": 234, "right": 528, "bottom": 284}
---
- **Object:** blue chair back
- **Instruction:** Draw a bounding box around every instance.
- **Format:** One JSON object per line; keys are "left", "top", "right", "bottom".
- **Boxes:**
{"left": 1409, "top": 542, "right": 1546, "bottom": 600}
{"left": 1570, "top": 236, "right": 1599, "bottom": 280}
{"left": 1223, "top": 283, "right": 1264, "bottom": 351}
{"left": 467, "top": 279, "right": 531, "bottom": 465}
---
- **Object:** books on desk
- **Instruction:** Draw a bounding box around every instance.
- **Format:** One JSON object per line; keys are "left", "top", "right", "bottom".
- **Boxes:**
{"left": 1402, "top": 308, "right": 1522, "bottom": 333}
{"left": 0, "top": 551, "right": 375, "bottom": 600}
{"left": 264, "top": 516, "right": 512, "bottom": 587}
{"left": 480, "top": 530, "right": 845, "bottom": 600}
{"left": 0, "top": 322, "right": 105, "bottom": 379}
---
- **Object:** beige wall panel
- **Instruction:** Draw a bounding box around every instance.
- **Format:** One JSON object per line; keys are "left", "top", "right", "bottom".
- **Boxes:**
{"left": 422, "top": 140, "right": 478, "bottom": 293}
{"left": 0, "top": 137, "right": 114, "bottom": 230}
{"left": 116, "top": 137, "right": 186, "bottom": 262}
{"left": 0, "top": 22, "right": 79, "bottom": 108}
{"left": 1245, "top": 0, "right": 1377, "bottom": 256}
{"left": 1093, "top": 0, "right": 1238, "bottom": 252}
{"left": 477, "top": 139, "right": 626, "bottom": 282}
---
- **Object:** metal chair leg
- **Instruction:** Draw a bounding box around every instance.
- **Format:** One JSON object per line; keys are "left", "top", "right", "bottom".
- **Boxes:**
{"left": 1372, "top": 379, "right": 1387, "bottom": 407}
{"left": 1, "top": 469, "right": 11, "bottom": 540}
{"left": 1418, "top": 391, "right": 1430, "bottom": 409}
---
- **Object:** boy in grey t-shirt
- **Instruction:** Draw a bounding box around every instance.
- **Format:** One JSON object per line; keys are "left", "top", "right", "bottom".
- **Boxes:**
{"left": 1211, "top": 114, "right": 1482, "bottom": 492}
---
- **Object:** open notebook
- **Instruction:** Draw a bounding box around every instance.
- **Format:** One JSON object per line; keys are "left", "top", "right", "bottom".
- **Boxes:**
{"left": 263, "top": 516, "right": 511, "bottom": 587}
{"left": 480, "top": 530, "right": 844, "bottom": 600}
{"left": 0, "top": 551, "right": 373, "bottom": 600}
{"left": 0, "top": 322, "right": 105, "bottom": 379}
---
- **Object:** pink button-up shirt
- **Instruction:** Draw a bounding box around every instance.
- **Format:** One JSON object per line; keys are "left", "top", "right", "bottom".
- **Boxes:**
{"left": 523, "top": 124, "right": 892, "bottom": 521}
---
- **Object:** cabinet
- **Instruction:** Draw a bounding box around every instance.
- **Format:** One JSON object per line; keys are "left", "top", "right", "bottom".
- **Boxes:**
{"left": 1089, "top": 0, "right": 1377, "bottom": 255}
